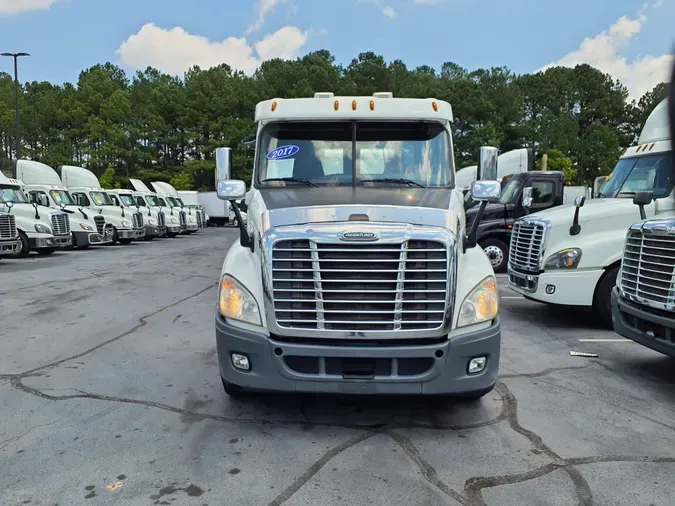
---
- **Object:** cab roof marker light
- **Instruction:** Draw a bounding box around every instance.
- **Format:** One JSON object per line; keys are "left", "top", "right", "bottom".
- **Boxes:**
{"left": 373, "top": 92, "right": 393, "bottom": 98}
{"left": 370, "top": 100, "right": 375, "bottom": 111}
{"left": 352, "top": 100, "right": 357, "bottom": 111}
{"left": 314, "top": 92, "right": 334, "bottom": 98}
{"left": 334, "top": 100, "right": 339, "bottom": 111}
{"left": 649, "top": 143, "right": 655, "bottom": 150}
{"left": 432, "top": 101, "right": 438, "bottom": 112}
{"left": 271, "top": 101, "right": 277, "bottom": 112}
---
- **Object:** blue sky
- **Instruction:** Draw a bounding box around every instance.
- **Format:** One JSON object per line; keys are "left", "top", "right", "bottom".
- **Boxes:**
{"left": 0, "top": 0, "right": 673, "bottom": 99}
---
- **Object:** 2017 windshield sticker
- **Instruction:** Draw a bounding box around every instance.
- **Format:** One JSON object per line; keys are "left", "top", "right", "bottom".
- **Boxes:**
{"left": 267, "top": 145, "right": 299, "bottom": 160}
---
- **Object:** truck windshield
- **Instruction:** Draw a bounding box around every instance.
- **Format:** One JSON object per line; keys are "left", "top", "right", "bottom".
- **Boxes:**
{"left": 89, "top": 191, "right": 113, "bottom": 206}
{"left": 146, "top": 195, "right": 160, "bottom": 207}
{"left": 166, "top": 197, "right": 179, "bottom": 208}
{"left": 158, "top": 197, "right": 167, "bottom": 206}
{"left": 498, "top": 179, "right": 523, "bottom": 204}
{"left": 119, "top": 195, "right": 136, "bottom": 206}
{"left": 49, "top": 190, "right": 74, "bottom": 206}
{"left": 177, "top": 198, "right": 185, "bottom": 206}
{"left": 0, "top": 187, "right": 29, "bottom": 204}
{"left": 257, "top": 121, "right": 452, "bottom": 188}
{"left": 598, "top": 152, "right": 673, "bottom": 198}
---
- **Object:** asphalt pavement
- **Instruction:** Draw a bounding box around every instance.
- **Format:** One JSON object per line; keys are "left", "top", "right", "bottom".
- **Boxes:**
{"left": 1, "top": 228, "right": 674, "bottom": 506}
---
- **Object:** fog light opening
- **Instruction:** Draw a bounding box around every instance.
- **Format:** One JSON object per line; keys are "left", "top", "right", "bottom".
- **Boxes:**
{"left": 468, "top": 356, "right": 487, "bottom": 375}
{"left": 434, "top": 350, "right": 444, "bottom": 358}
{"left": 274, "top": 347, "right": 283, "bottom": 356}
{"left": 231, "top": 353, "right": 251, "bottom": 371}
{"left": 545, "top": 285, "right": 556, "bottom": 295}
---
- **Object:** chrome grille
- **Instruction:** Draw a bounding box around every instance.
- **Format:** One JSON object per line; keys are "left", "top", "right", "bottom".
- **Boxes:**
{"left": 620, "top": 229, "right": 675, "bottom": 308}
{"left": 157, "top": 211, "right": 165, "bottom": 227}
{"left": 50, "top": 213, "right": 70, "bottom": 236}
{"left": 196, "top": 211, "right": 203, "bottom": 227}
{"left": 272, "top": 240, "right": 448, "bottom": 331}
{"left": 0, "top": 214, "right": 17, "bottom": 239}
{"left": 94, "top": 215, "right": 105, "bottom": 235}
{"left": 509, "top": 220, "right": 546, "bottom": 272}
{"left": 179, "top": 211, "right": 187, "bottom": 226}
{"left": 132, "top": 212, "right": 143, "bottom": 229}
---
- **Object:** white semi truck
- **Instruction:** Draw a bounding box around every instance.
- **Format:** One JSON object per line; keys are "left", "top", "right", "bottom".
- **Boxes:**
{"left": 507, "top": 98, "right": 672, "bottom": 327}
{"left": 213, "top": 92, "right": 503, "bottom": 399}
{"left": 15, "top": 160, "right": 110, "bottom": 248}
{"left": 59, "top": 165, "right": 145, "bottom": 244}
{"left": 177, "top": 190, "right": 208, "bottom": 228}
{"left": 128, "top": 178, "right": 180, "bottom": 237}
{"left": 150, "top": 182, "right": 190, "bottom": 234}
{"left": 611, "top": 97, "right": 674, "bottom": 357}
{"left": 0, "top": 172, "right": 72, "bottom": 256}
{"left": 0, "top": 207, "right": 21, "bottom": 258}
{"left": 106, "top": 188, "right": 165, "bottom": 240}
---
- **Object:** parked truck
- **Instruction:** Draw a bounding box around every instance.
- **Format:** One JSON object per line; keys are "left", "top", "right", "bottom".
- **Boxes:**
{"left": 106, "top": 188, "right": 165, "bottom": 240}
{"left": 150, "top": 182, "right": 192, "bottom": 234}
{"left": 59, "top": 165, "right": 145, "bottom": 244}
{"left": 15, "top": 160, "right": 110, "bottom": 249}
{"left": 467, "top": 170, "right": 595, "bottom": 272}
{"left": 177, "top": 191, "right": 207, "bottom": 228}
{"left": 213, "top": 92, "right": 503, "bottom": 399}
{"left": 507, "top": 98, "right": 672, "bottom": 327}
{"left": 0, "top": 206, "right": 21, "bottom": 258}
{"left": 0, "top": 172, "right": 72, "bottom": 256}
{"left": 128, "top": 178, "right": 181, "bottom": 237}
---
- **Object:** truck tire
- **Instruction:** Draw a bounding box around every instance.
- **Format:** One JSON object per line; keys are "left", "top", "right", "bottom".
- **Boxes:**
{"left": 481, "top": 238, "right": 508, "bottom": 273}
{"left": 16, "top": 231, "right": 30, "bottom": 258}
{"left": 232, "top": 217, "right": 239, "bottom": 228}
{"left": 593, "top": 266, "right": 619, "bottom": 330}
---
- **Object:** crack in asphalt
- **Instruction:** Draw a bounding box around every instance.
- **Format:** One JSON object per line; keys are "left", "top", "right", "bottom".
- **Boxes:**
{"left": 499, "top": 366, "right": 588, "bottom": 379}
{"left": 0, "top": 421, "right": 56, "bottom": 451}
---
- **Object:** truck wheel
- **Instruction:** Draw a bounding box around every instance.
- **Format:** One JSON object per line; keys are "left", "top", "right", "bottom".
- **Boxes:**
{"left": 232, "top": 218, "right": 239, "bottom": 228}
{"left": 481, "top": 238, "right": 508, "bottom": 273}
{"left": 593, "top": 266, "right": 619, "bottom": 330}
{"left": 119, "top": 238, "right": 133, "bottom": 245}
{"left": 221, "top": 377, "right": 250, "bottom": 398}
{"left": 111, "top": 227, "right": 119, "bottom": 245}
{"left": 37, "top": 248, "right": 56, "bottom": 255}
{"left": 16, "top": 231, "right": 30, "bottom": 258}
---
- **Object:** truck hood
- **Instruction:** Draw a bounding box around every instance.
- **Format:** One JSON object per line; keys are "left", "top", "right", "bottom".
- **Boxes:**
{"left": 256, "top": 187, "right": 462, "bottom": 234}
{"left": 527, "top": 198, "right": 640, "bottom": 226}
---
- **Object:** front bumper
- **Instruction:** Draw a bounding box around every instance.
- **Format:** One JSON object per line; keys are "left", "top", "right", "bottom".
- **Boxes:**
{"left": 167, "top": 225, "right": 182, "bottom": 234}
{"left": 507, "top": 267, "right": 605, "bottom": 307}
{"left": 145, "top": 224, "right": 166, "bottom": 237}
{"left": 118, "top": 228, "right": 145, "bottom": 239}
{"left": 216, "top": 317, "right": 500, "bottom": 395}
{"left": 73, "top": 230, "right": 108, "bottom": 246}
{"left": 30, "top": 234, "right": 71, "bottom": 249}
{"left": 185, "top": 223, "right": 199, "bottom": 232}
{"left": 611, "top": 287, "right": 675, "bottom": 358}
{"left": 0, "top": 238, "right": 21, "bottom": 256}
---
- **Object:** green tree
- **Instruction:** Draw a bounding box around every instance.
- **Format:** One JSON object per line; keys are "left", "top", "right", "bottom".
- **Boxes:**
{"left": 170, "top": 172, "right": 194, "bottom": 190}
{"left": 99, "top": 167, "right": 116, "bottom": 189}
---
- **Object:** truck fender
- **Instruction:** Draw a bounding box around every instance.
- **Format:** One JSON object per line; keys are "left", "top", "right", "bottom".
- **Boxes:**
{"left": 220, "top": 239, "right": 268, "bottom": 330}
{"left": 453, "top": 246, "right": 497, "bottom": 328}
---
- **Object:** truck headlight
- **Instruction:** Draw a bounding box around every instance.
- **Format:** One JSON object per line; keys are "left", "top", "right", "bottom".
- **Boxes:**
{"left": 544, "top": 248, "right": 582, "bottom": 270}
{"left": 170, "top": 217, "right": 178, "bottom": 224}
{"left": 189, "top": 216, "right": 196, "bottom": 223}
{"left": 458, "top": 276, "right": 499, "bottom": 328}
{"left": 148, "top": 218, "right": 156, "bottom": 226}
{"left": 34, "top": 224, "right": 52, "bottom": 234}
{"left": 121, "top": 219, "right": 132, "bottom": 228}
{"left": 79, "top": 223, "right": 94, "bottom": 231}
{"left": 218, "top": 274, "right": 262, "bottom": 326}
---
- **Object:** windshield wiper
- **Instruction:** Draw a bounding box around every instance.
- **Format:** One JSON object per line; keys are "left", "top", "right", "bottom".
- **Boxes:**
{"left": 363, "top": 178, "right": 426, "bottom": 188}
{"left": 262, "top": 177, "right": 319, "bottom": 187}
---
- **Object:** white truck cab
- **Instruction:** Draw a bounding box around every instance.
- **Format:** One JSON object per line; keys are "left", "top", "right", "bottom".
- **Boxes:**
{"left": 177, "top": 190, "right": 207, "bottom": 228}
{"left": 507, "top": 98, "right": 672, "bottom": 327}
{"left": 213, "top": 92, "right": 503, "bottom": 398}
{"left": 0, "top": 206, "right": 21, "bottom": 258}
{"left": 15, "top": 160, "right": 110, "bottom": 248}
{"left": 128, "top": 178, "right": 175, "bottom": 237}
{"left": 0, "top": 172, "right": 72, "bottom": 256}
{"left": 60, "top": 165, "right": 145, "bottom": 244}
{"left": 151, "top": 182, "right": 197, "bottom": 234}
{"left": 106, "top": 189, "right": 164, "bottom": 240}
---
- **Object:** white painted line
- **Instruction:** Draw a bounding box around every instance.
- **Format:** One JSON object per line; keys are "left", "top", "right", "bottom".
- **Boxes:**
{"left": 577, "top": 338, "right": 633, "bottom": 343}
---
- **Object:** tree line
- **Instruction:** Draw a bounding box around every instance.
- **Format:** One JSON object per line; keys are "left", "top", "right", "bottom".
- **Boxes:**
{"left": 0, "top": 50, "right": 668, "bottom": 190}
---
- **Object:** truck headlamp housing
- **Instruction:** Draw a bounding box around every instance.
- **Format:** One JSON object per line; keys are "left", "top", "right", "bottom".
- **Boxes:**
{"left": 79, "top": 223, "right": 94, "bottom": 231}
{"left": 544, "top": 248, "right": 582, "bottom": 270}
{"left": 458, "top": 276, "right": 499, "bottom": 328}
{"left": 121, "top": 219, "right": 132, "bottom": 228}
{"left": 218, "top": 274, "right": 262, "bottom": 326}
{"left": 34, "top": 224, "right": 52, "bottom": 234}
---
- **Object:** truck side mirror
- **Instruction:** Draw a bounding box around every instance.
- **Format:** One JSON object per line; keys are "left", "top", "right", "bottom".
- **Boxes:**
{"left": 633, "top": 190, "right": 653, "bottom": 220}
{"left": 477, "top": 146, "right": 499, "bottom": 181}
{"left": 465, "top": 180, "right": 501, "bottom": 251}
{"left": 5, "top": 201, "right": 13, "bottom": 211}
{"left": 216, "top": 146, "right": 252, "bottom": 250}
{"left": 522, "top": 187, "right": 533, "bottom": 209}
{"left": 569, "top": 196, "right": 586, "bottom": 236}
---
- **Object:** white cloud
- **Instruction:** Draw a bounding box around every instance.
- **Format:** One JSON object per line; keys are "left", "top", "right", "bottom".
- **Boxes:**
{"left": 0, "top": 0, "right": 58, "bottom": 16}
{"left": 538, "top": 2, "right": 674, "bottom": 100}
{"left": 246, "top": 0, "right": 286, "bottom": 34}
{"left": 382, "top": 6, "right": 397, "bottom": 18}
{"left": 117, "top": 23, "right": 309, "bottom": 76}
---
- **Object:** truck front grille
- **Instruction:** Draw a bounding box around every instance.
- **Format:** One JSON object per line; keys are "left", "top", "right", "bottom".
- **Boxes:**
{"left": 132, "top": 212, "right": 143, "bottom": 229}
{"left": 179, "top": 211, "right": 187, "bottom": 226}
{"left": 94, "top": 215, "right": 105, "bottom": 235}
{"left": 157, "top": 211, "right": 165, "bottom": 227}
{"left": 50, "top": 213, "right": 70, "bottom": 236}
{"left": 509, "top": 220, "right": 546, "bottom": 272}
{"left": 620, "top": 229, "right": 675, "bottom": 308}
{"left": 272, "top": 240, "right": 448, "bottom": 331}
{"left": 0, "top": 214, "right": 17, "bottom": 239}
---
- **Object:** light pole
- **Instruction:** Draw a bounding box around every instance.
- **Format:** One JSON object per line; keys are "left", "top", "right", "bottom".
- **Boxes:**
{"left": 1, "top": 52, "right": 30, "bottom": 161}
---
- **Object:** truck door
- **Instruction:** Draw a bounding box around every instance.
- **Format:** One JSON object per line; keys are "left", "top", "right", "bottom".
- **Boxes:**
{"left": 518, "top": 178, "right": 556, "bottom": 217}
